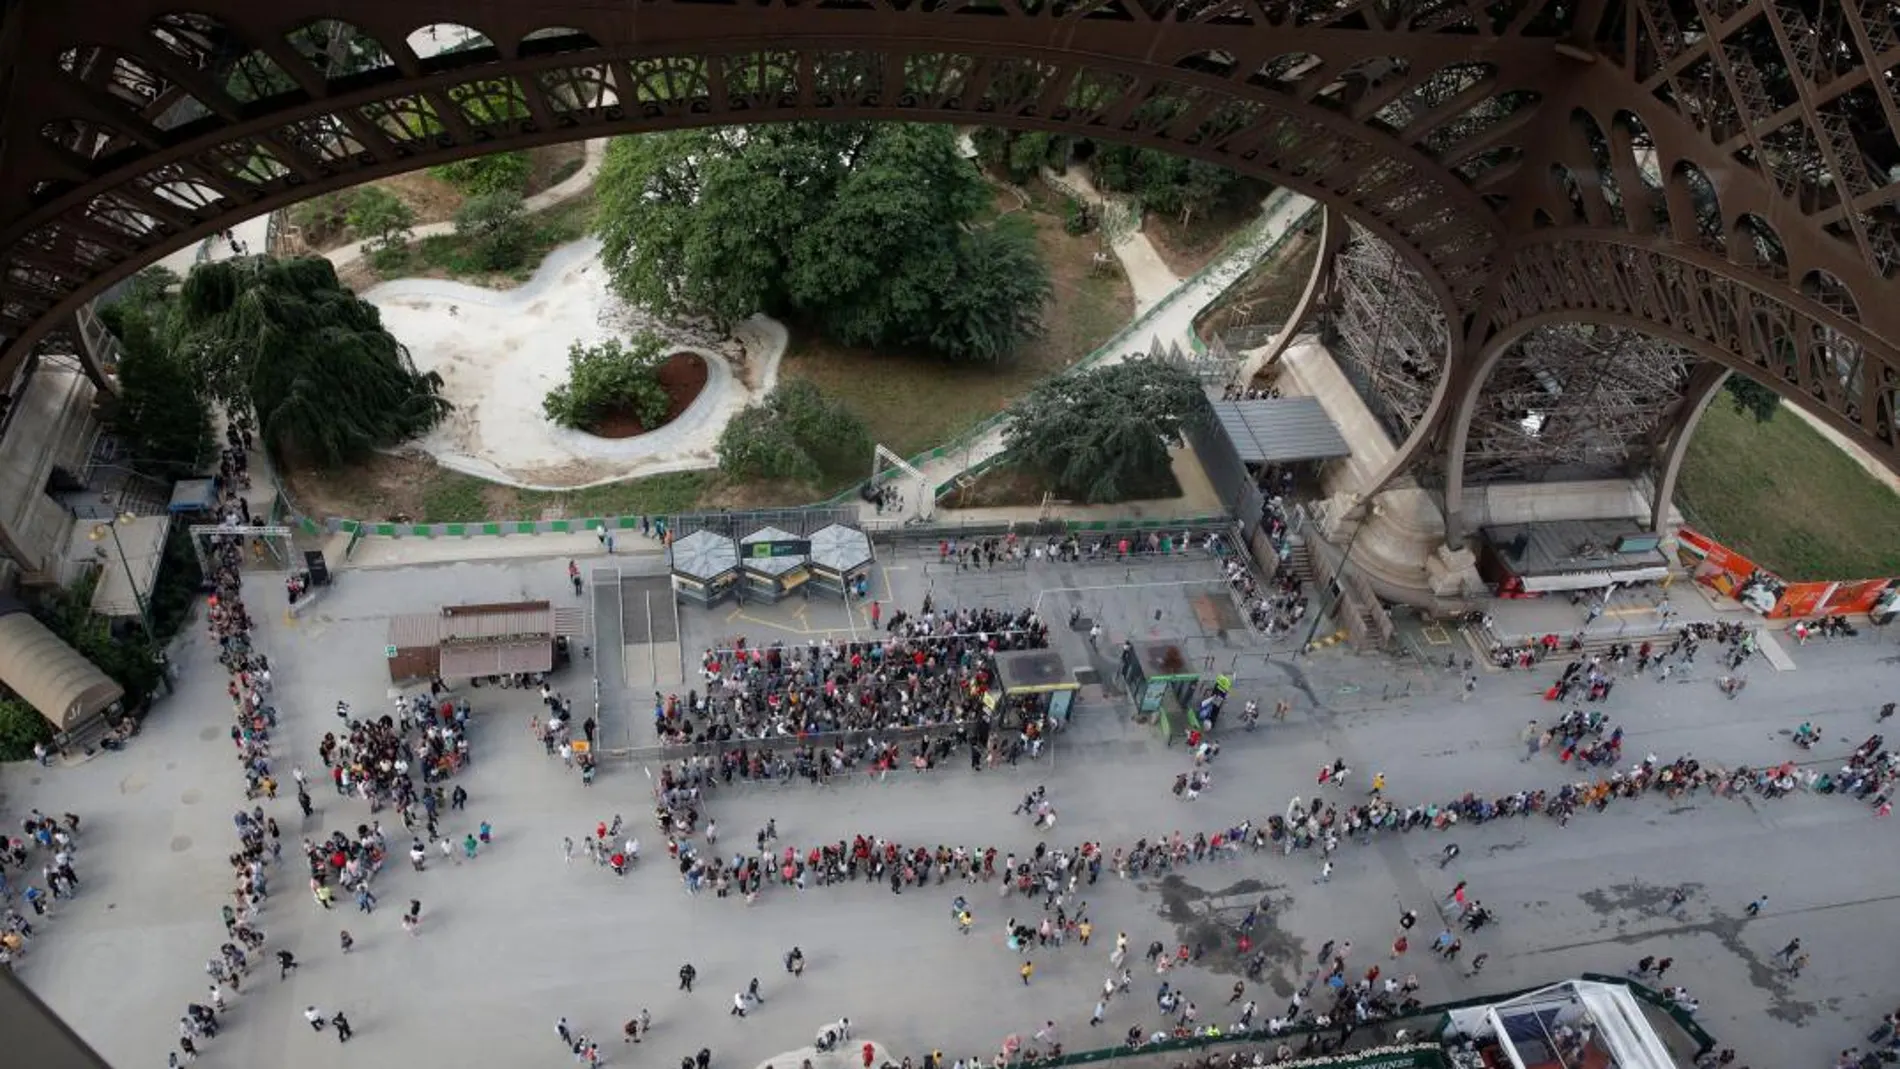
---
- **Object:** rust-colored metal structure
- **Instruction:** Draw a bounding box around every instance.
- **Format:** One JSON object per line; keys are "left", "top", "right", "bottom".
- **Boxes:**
{"left": 2, "top": 1, "right": 1898, "bottom": 540}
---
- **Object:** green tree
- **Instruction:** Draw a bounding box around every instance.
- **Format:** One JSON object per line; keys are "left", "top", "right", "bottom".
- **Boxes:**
{"left": 173, "top": 256, "right": 450, "bottom": 466}
{"left": 596, "top": 123, "right": 1048, "bottom": 361}
{"left": 454, "top": 191, "right": 529, "bottom": 270}
{"left": 542, "top": 335, "right": 672, "bottom": 430}
{"left": 346, "top": 185, "right": 416, "bottom": 252}
{"left": 1723, "top": 374, "right": 1780, "bottom": 422}
{"left": 0, "top": 695, "right": 52, "bottom": 762}
{"left": 32, "top": 571, "right": 162, "bottom": 714}
{"left": 971, "top": 128, "right": 1067, "bottom": 185}
{"left": 1089, "top": 143, "right": 1241, "bottom": 225}
{"left": 290, "top": 190, "right": 357, "bottom": 247}
{"left": 929, "top": 214, "right": 1052, "bottom": 362}
{"left": 716, "top": 380, "right": 870, "bottom": 485}
{"left": 1003, "top": 358, "right": 1208, "bottom": 503}
{"left": 430, "top": 151, "right": 534, "bottom": 197}
{"left": 98, "top": 268, "right": 212, "bottom": 476}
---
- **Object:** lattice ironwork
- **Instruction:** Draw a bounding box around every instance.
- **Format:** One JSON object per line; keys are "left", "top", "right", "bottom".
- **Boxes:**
{"left": 1461, "top": 324, "right": 1691, "bottom": 484}
{"left": 0, "top": 0, "right": 1892, "bottom": 482}
{"left": 1317, "top": 221, "right": 1450, "bottom": 445}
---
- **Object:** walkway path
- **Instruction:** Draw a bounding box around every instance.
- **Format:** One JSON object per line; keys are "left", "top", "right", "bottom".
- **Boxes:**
{"left": 323, "top": 139, "right": 607, "bottom": 272}
{"left": 885, "top": 188, "right": 1316, "bottom": 523}
{"left": 1049, "top": 165, "right": 1181, "bottom": 313}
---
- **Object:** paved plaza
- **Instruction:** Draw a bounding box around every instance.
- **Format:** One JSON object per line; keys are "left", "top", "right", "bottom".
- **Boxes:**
{"left": 2, "top": 546, "right": 1897, "bottom": 1069}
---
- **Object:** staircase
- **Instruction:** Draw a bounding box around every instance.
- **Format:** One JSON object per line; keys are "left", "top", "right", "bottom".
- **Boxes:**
{"left": 1283, "top": 539, "right": 1316, "bottom": 584}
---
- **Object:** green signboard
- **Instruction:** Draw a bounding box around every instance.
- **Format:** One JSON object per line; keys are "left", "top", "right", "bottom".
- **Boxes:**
{"left": 746, "top": 540, "right": 810, "bottom": 559}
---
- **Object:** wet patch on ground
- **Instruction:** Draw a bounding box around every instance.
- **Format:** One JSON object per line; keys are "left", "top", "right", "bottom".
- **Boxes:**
{"left": 1578, "top": 881, "right": 1822, "bottom": 1025}
{"left": 1145, "top": 872, "right": 1302, "bottom": 997}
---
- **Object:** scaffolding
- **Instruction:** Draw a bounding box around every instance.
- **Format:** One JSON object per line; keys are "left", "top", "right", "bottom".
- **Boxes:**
{"left": 1461, "top": 324, "right": 1690, "bottom": 485}
{"left": 1319, "top": 222, "right": 1448, "bottom": 444}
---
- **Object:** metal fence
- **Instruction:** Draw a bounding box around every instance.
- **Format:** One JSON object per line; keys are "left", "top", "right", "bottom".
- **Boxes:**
{"left": 667, "top": 506, "right": 859, "bottom": 540}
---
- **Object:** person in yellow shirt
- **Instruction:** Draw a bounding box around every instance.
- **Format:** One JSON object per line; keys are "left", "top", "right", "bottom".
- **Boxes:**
{"left": 1370, "top": 772, "right": 1387, "bottom": 796}
{"left": 1078, "top": 920, "right": 1094, "bottom": 946}
{"left": 1020, "top": 961, "right": 1035, "bottom": 985}
{"left": 957, "top": 910, "right": 973, "bottom": 935}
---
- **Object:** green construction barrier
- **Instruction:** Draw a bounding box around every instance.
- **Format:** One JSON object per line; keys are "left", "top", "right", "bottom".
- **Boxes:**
{"left": 481, "top": 522, "right": 502, "bottom": 536}
{"left": 514, "top": 522, "right": 535, "bottom": 535}
{"left": 444, "top": 524, "right": 466, "bottom": 537}
{"left": 374, "top": 523, "right": 396, "bottom": 537}
{"left": 549, "top": 520, "right": 570, "bottom": 533}
{"left": 412, "top": 524, "right": 432, "bottom": 538}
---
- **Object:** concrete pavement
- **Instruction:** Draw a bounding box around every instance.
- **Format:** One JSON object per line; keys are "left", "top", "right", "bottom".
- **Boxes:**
{"left": 4, "top": 554, "right": 1897, "bottom": 1068}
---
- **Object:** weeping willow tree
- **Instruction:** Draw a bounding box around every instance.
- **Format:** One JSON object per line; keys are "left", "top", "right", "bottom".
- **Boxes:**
{"left": 173, "top": 256, "right": 450, "bottom": 466}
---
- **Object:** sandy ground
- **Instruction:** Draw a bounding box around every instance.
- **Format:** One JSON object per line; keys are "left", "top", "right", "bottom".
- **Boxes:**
{"left": 366, "top": 238, "right": 785, "bottom": 490}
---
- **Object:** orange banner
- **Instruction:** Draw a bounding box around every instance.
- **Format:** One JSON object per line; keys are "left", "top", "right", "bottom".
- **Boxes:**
{"left": 1677, "top": 527, "right": 1900, "bottom": 619}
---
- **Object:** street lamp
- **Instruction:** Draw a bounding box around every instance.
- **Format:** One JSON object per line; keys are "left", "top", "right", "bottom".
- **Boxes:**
{"left": 90, "top": 511, "right": 157, "bottom": 654}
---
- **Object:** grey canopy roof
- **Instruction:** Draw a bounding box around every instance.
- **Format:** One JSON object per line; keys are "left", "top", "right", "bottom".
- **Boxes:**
{"left": 1210, "top": 397, "right": 1351, "bottom": 464}
{"left": 671, "top": 529, "right": 739, "bottom": 582}
{"left": 808, "top": 524, "right": 872, "bottom": 575}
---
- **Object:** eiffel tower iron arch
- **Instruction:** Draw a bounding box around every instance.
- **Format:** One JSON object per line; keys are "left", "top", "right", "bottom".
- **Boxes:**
{"left": 0, "top": 0, "right": 1896, "bottom": 493}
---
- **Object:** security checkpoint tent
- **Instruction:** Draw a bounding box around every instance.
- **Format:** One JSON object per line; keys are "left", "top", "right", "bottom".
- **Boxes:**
{"left": 670, "top": 529, "right": 740, "bottom": 607}
{"left": 807, "top": 524, "right": 873, "bottom": 597}
{"left": 0, "top": 600, "right": 124, "bottom": 732}
{"left": 739, "top": 526, "right": 811, "bottom": 603}
{"left": 1440, "top": 979, "right": 1685, "bottom": 1069}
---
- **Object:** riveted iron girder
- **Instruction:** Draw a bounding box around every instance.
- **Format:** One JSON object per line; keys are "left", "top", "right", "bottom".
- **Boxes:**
{"left": 0, "top": 0, "right": 1895, "bottom": 476}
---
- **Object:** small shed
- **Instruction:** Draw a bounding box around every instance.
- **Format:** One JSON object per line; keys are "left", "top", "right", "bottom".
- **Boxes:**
{"left": 384, "top": 600, "right": 567, "bottom": 683}
{"left": 168, "top": 478, "right": 220, "bottom": 514}
{"left": 739, "top": 526, "right": 812, "bottom": 603}
{"left": 0, "top": 601, "right": 124, "bottom": 732}
{"left": 807, "top": 524, "right": 873, "bottom": 598}
{"left": 1118, "top": 639, "right": 1207, "bottom": 736}
{"left": 437, "top": 602, "right": 556, "bottom": 679}
{"left": 992, "top": 648, "right": 1079, "bottom": 728}
{"left": 670, "top": 529, "right": 740, "bottom": 607}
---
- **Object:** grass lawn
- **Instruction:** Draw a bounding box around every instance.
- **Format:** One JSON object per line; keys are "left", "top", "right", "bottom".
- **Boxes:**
{"left": 345, "top": 190, "right": 596, "bottom": 290}
{"left": 283, "top": 453, "right": 711, "bottom": 525}
{"left": 778, "top": 193, "right": 1134, "bottom": 463}
{"left": 1675, "top": 399, "right": 1900, "bottom": 580}
{"left": 1143, "top": 180, "right": 1277, "bottom": 278}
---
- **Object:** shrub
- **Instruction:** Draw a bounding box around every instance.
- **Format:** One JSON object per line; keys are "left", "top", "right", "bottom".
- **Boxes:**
{"left": 716, "top": 380, "right": 870, "bottom": 485}
{"left": 290, "top": 190, "right": 357, "bottom": 247}
{"left": 453, "top": 192, "right": 529, "bottom": 270}
{"left": 542, "top": 335, "right": 671, "bottom": 431}
{"left": 430, "top": 151, "right": 534, "bottom": 197}
{"left": 0, "top": 696, "right": 52, "bottom": 762}
{"left": 346, "top": 186, "right": 415, "bottom": 252}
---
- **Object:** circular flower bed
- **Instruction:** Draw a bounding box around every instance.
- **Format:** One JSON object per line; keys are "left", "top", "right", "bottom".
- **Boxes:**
{"left": 583, "top": 352, "right": 709, "bottom": 438}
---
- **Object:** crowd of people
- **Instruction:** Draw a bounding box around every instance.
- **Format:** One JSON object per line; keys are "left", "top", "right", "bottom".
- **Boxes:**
{"left": 657, "top": 605, "right": 1054, "bottom": 745}
{"left": 0, "top": 810, "right": 82, "bottom": 967}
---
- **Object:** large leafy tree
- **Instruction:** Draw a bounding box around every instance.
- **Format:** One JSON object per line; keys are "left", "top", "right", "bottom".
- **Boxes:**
{"left": 172, "top": 256, "right": 450, "bottom": 466}
{"left": 1090, "top": 142, "right": 1242, "bottom": 225}
{"left": 1003, "top": 358, "right": 1209, "bottom": 504}
{"left": 97, "top": 267, "right": 214, "bottom": 476}
{"left": 596, "top": 123, "right": 1051, "bottom": 361}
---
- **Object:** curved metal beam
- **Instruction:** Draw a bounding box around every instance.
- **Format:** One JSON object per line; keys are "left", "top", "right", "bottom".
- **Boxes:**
{"left": 1233, "top": 203, "right": 1343, "bottom": 385}
{"left": 1648, "top": 361, "right": 1731, "bottom": 534}
{"left": 0, "top": 0, "right": 1896, "bottom": 486}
